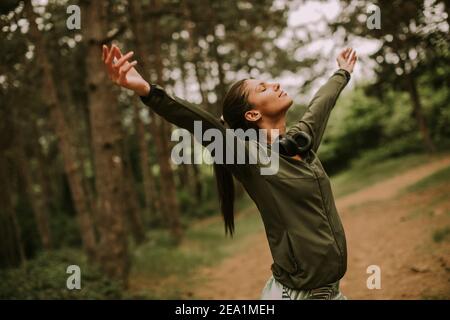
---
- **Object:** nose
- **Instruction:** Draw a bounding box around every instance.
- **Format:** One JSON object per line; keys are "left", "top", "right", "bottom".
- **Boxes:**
{"left": 273, "top": 83, "right": 280, "bottom": 91}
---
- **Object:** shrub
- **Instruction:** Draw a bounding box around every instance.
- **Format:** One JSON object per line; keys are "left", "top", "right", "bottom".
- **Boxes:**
{"left": 0, "top": 248, "right": 123, "bottom": 299}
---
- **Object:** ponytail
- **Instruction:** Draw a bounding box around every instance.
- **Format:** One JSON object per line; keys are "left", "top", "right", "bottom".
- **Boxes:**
{"left": 215, "top": 78, "right": 256, "bottom": 237}
{"left": 213, "top": 163, "right": 235, "bottom": 237}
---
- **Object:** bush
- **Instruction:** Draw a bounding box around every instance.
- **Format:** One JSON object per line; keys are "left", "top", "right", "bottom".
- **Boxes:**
{"left": 0, "top": 248, "right": 123, "bottom": 299}
{"left": 318, "top": 80, "right": 450, "bottom": 174}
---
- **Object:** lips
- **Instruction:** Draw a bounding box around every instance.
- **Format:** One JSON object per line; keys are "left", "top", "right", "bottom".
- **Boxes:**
{"left": 279, "top": 90, "right": 284, "bottom": 97}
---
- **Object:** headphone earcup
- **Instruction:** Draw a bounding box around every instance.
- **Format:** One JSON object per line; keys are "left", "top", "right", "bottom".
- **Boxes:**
{"left": 278, "top": 136, "right": 298, "bottom": 157}
{"left": 292, "top": 131, "right": 312, "bottom": 153}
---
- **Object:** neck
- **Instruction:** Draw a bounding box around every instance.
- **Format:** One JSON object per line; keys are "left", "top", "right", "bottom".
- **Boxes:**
{"left": 258, "top": 113, "right": 287, "bottom": 144}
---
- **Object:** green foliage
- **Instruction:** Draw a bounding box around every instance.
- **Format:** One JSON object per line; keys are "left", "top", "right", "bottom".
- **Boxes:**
{"left": 317, "top": 73, "right": 450, "bottom": 175}
{"left": 319, "top": 87, "right": 385, "bottom": 173}
{"left": 405, "top": 166, "right": 450, "bottom": 193}
{"left": 432, "top": 226, "right": 450, "bottom": 243}
{"left": 397, "top": 162, "right": 450, "bottom": 221}
{"left": 49, "top": 214, "right": 82, "bottom": 248}
{"left": 0, "top": 249, "right": 123, "bottom": 299}
{"left": 419, "top": 74, "right": 450, "bottom": 147}
{"left": 176, "top": 165, "right": 220, "bottom": 219}
{"left": 321, "top": 0, "right": 450, "bottom": 174}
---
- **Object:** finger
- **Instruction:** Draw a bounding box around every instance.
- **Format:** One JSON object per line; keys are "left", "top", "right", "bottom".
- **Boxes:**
{"left": 347, "top": 50, "right": 356, "bottom": 63}
{"left": 105, "top": 45, "right": 116, "bottom": 64}
{"left": 342, "top": 47, "right": 351, "bottom": 59}
{"left": 112, "top": 45, "right": 122, "bottom": 59}
{"left": 114, "top": 51, "right": 134, "bottom": 69}
{"left": 102, "top": 45, "right": 107, "bottom": 62}
{"left": 104, "top": 47, "right": 116, "bottom": 75}
{"left": 346, "top": 48, "right": 353, "bottom": 60}
{"left": 350, "top": 54, "right": 357, "bottom": 67}
{"left": 113, "top": 46, "right": 127, "bottom": 63}
{"left": 118, "top": 62, "right": 132, "bottom": 83}
{"left": 120, "top": 61, "right": 138, "bottom": 83}
{"left": 123, "top": 60, "right": 137, "bottom": 74}
{"left": 112, "top": 48, "right": 120, "bottom": 67}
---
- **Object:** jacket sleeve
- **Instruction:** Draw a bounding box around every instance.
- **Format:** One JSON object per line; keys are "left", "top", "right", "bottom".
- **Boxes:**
{"left": 139, "top": 84, "right": 252, "bottom": 179}
{"left": 287, "top": 69, "right": 350, "bottom": 153}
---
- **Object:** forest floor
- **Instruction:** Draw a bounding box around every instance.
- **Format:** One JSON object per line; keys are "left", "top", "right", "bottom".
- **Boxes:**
{"left": 129, "top": 154, "right": 450, "bottom": 299}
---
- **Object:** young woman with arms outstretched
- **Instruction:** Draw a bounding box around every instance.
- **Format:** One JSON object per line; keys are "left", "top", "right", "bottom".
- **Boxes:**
{"left": 102, "top": 44, "right": 357, "bottom": 300}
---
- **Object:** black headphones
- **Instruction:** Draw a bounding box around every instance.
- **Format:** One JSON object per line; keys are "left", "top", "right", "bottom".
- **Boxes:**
{"left": 275, "top": 131, "right": 312, "bottom": 157}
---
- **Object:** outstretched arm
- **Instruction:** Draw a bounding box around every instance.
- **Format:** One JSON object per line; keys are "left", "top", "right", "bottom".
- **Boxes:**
{"left": 102, "top": 44, "right": 226, "bottom": 135}
{"left": 287, "top": 48, "right": 357, "bottom": 153}
{"left": 101, "top": 44, "right": 251, "bottom": 178}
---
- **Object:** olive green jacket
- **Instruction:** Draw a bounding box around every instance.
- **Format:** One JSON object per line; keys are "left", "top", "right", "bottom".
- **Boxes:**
{"left": 140, "top": 69, "right": 350, "bottom": 290}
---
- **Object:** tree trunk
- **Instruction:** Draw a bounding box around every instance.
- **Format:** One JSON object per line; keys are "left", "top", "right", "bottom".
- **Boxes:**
{"left": 406, "top": 73, "right": 436, "bottom": 153}
{"left": 0, "top": 152, "right": 25, "bottom": 268}
{"left": 25, "top": 1, "right": 98, "bottom": 260}
{"left": 182, "top": 3, "right": 210, "bottom": 108}
{"left": 129, "top": 0, "right": 183, "bottom": 243}
{"left": 176, "top": 46, "right": 205, "bottom": 205}
{"left": 133, "top": 101, "right": 160, "bottom": 222}
{"left": 209, "top": 38, "right": 227, "bottom": 116}
{"left": 191, "top": 161, "right": 203, "bottom": 204}
{"left": 35, "top": 144, "right": 56, "bottom": 214}
{"left": 16, "top": 141, "right": 52, "bottom": 250}
{"left": 0, "top": 196, "right": 25, "bottom": 269}
{"left": 205, "top": 3, "right": 227, "bottom": 116}
{"left": 82, "top": 0, "right": 130, "bottom": 284}
{"left": 123, "top": 136, "right": 146, "bottom": 244}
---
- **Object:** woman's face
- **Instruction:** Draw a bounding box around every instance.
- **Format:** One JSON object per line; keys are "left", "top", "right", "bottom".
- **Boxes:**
{"left": 244, "top": 79, "right": 293, "bottom": 122}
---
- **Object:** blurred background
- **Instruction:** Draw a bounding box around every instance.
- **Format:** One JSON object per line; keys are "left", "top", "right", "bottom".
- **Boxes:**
{"left": 0, "top": 0, "right": 449, "bottom": 299}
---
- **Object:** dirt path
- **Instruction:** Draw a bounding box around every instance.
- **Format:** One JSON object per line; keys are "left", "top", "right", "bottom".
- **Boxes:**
{"left": 190, "top": 155, "right": 450, "bottom": 299}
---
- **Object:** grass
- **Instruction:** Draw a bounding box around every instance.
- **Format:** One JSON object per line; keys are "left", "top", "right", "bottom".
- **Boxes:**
{"left": 401, "top": 191, "right": 450, "bottom": 222}
{"left": 388, "top": 158, "right": 450, "bottom": 253}
{"left": 403, "top": 165, "right": 450, "bottom": 193}
{"left": 432, "top": 226, "right": 450, "bottom": 243}
{"left": 330, "top": 152, "right": 446, "bottom": 198}
{"left": 397, "top": 164, "right": 450, "bottom": 221}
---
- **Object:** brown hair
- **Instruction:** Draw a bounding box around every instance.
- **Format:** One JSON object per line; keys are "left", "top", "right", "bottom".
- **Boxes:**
{"left": 214, "top": 79, "right": 257, "bottom": 237}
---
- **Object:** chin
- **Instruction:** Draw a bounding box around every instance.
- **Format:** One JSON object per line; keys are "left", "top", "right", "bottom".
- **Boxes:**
{"left": 284, "top": 98, "right": 294, "bottom": 110}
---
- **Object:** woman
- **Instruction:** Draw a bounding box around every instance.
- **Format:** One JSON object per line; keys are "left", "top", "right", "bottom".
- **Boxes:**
{"left": 102, "top": 44, "right": 357, "bottom": 300}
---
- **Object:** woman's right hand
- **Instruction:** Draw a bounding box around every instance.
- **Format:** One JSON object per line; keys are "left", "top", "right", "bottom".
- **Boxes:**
{"left": 102, "top": 44, "right": 150, "bottom": 96}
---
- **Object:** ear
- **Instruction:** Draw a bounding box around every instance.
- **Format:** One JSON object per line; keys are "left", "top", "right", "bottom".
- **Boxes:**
{"left": 244, "top": 109, "right": 261, "bottom": 123}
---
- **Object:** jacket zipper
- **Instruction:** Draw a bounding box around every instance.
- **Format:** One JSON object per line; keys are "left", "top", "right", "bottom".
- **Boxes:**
{"left": 309, "top": 163, "right": 344, "bottom": 276}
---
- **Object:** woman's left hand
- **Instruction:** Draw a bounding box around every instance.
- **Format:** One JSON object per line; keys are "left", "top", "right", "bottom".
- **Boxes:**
{"left": 337, "top": 47, "right": 357, "bottom": 74}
